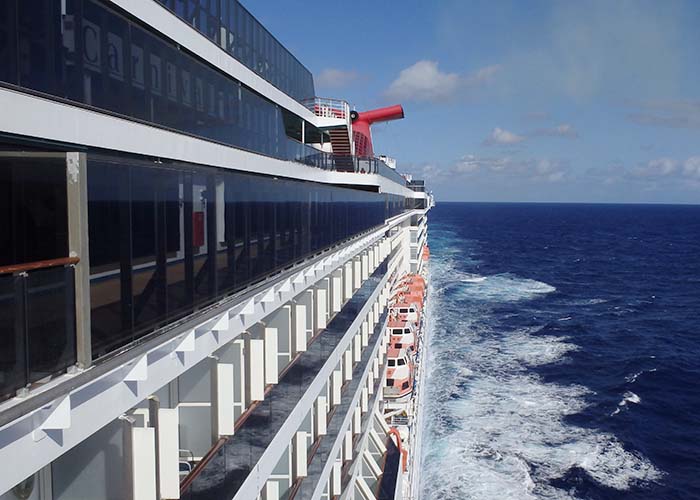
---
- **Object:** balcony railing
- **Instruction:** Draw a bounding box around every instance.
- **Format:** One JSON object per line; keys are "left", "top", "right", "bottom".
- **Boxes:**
{"left": 301, "top": 97, "right": 350, "bottom": 120}
{"left": 0, "top": 258, "right": 78, "bottom": 401}
{"left": 286, "top": 138, "right": 407, "bottom": 184}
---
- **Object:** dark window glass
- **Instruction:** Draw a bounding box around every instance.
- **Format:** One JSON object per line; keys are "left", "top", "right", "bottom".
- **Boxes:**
{"left": 0, "top": 274, "right": 24, "bottom": 399}
{"left": 87, "top": 152, "right": 404, "bottom": 359}
{"left": 0, "top": 156, "right": 68, "bottom": 267}
{"left": 26, "top": 266, "right": 76, "bottom": 384}
{"left": 0, "top": 0, "right": 18, "bottom": 85}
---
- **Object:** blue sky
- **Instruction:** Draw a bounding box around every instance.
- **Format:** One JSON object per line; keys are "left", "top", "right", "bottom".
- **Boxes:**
{"left": 252, "top": 0, "right": 700, "bottom": 203}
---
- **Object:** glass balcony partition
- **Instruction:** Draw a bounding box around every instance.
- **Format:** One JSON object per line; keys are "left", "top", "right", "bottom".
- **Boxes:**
{"left": 0, "top": 261, "right": 78, "bottom": 401}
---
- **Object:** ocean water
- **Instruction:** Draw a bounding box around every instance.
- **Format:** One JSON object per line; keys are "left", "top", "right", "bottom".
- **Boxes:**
{"left": 419, "top": 203, "right": 700, "bottom": 500}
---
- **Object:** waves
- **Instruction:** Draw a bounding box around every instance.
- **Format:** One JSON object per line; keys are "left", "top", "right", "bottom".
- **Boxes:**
{"left": 444, "top": 269, "right": 557, "bottom": 303}
{"left": 420, "top": 229, "right": 662, "bottom": 500}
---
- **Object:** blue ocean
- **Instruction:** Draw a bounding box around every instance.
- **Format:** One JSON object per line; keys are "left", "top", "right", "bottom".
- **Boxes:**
{"left": 419, "top": 203, "right": 700, "bottom": 500}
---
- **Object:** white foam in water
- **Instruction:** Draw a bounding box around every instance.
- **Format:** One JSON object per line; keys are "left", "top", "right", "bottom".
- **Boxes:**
{"left": 620, "top": 391, "right": 641, "bottom": 406}
{"left": 453, "top": 272, "right": 557, "bottom": 303}
{"left": 420, "top": 247, "right": 662, "bottom": 500}
{"left": 625, "top": 368, "right": 657, "bottom": 384}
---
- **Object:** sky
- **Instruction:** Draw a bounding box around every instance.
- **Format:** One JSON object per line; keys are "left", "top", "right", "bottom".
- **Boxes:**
{"left": 251, "top": 0, "right": 700, "bottom": 203}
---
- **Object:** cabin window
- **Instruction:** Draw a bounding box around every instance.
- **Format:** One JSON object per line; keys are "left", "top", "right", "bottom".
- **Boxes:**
{"left": 398, "top": 359, "right": 406, "bottom": 366}
{"left": 388, "top": 359, "right": 395, "bottom": 366}
{"left": 386, "top": 378, "right": 394, "bottom": 386}
{"left": 401, "top": 381, "right": 410, "bottom": 389}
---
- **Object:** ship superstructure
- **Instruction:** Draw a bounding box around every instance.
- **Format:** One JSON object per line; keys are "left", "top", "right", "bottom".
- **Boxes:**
{"left": 0, "top": 1, "right": 432, "bottom": 499}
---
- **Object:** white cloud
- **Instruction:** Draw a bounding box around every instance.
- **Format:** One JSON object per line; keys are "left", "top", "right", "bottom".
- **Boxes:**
{"left": 384, "top": 61, "right": 500, "bottom": 103}
{"left": 590, "top": 156, "right": 700, "bottom": 187}
{"left": 483, "top": 127, "right": 525, "bottom": 146}
{"left": 465, "top": 64, "right": 502, "bottom": 85}
{"left": 626, "top": 99, "right": 700, "bottom": 129}
{"left": 316, "top": 68, "right": 363, "bottom": 89}
{"left": 683, "top": 157, "right": 700, "bottom": 177}
{"left": 450, "top": 155, "right": 567, "bottom": 183}
{"left": 632, "top": 158, "right": 678, "bottom": 177}
{"left": 532, "top": 123, "right": 579, "bottom": 138}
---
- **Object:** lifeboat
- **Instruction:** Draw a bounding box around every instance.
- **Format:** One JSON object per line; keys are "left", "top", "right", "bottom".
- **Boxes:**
{"left": 387, "top": 317, "right": 418, "bottom": 352}
{"left": 390, "top": 301, "right": 421, "bottom": 323}
{"left": 384, "top": 347, "right": 414, "bottom": 402}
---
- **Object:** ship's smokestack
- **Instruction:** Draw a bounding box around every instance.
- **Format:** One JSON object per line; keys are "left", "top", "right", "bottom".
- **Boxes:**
{"left": 350, "top": 105, "right": 405, "bottom": 125}
{"left": 351, "top": 105, "right": 405, "bottom": 157}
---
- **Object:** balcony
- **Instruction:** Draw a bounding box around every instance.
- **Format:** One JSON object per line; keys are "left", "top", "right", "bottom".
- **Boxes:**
{"left": 0, "top": 258, "right": 78, "bottom": 401}
{"left": 407, "top": 180, "right": 426, "bottom": 192}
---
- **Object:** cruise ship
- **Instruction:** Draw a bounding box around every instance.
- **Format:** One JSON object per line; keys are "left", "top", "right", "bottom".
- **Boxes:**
{"left": 0, "top": 1, "right": 433, "bottom": 499}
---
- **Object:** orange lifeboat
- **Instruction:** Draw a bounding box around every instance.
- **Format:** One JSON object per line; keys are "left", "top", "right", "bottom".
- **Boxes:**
{"left": 422, "top": 245, "right": 430, "bottom": 261}
{"left": 384, "top": 347, "right": 414, "bottom": 401}
{"left": 387, "top": 317, "right": 418, "bottom": 352}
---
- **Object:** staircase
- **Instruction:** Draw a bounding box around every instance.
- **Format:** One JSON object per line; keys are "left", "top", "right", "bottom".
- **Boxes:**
{"left": 302, "top": 97, "right": 355, "bottom": 171}
{"left": 328, "top": 127, "right": 354, "bottom": 171}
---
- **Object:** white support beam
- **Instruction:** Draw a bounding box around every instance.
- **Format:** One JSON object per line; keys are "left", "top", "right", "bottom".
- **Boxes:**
{"left": 361, "top": 253, "right": 369, "bottom": 280}
{"left": 368, "top": 429, "right": 387, "bottom": 455}
{"left": 315, "top": 287, "right": 327, "bottom": 331}
{"left": 331, "top": 459, "right": 342, "bottom": 497}
{"left": 343, "top": 262, "right": 353, "bottom": 301}
{"left": 331, "top": 273, "right": 343, "bottom": 314}
{"left": 211, "top": 362, "right": 235, "bottom": 437}
{"left": 232, "top": 339, "right": 247, "bottom": 418}
{"left": 262, "top": 480, "right": 279, "bottom": 500}
{"left": 361, "top": 321, "right": 369, "bottom": 347}
{"left": 127, "top": 425, "right": 157, "bottom": 500}
{"left": 264, "top": 328, "right": 279, "bottom": 385}
{"left": 293, "top": 431, "right": 308, "bottom": 479}
{"left": 343, "top": 349, "right": 353, "bottom": 382}
{"left": 353, "top": 258, "right": 362, "bottom": 290}
{"left": 315, "top": 396, "right": 327, "bottom": 436}
{"left": 374, "top": 410, "right": 391, "bottom": 435}
{"left": 356, "top": 476, "right": 377, "bottom": 500}
{"left": 361, "top": 388, "right": 369, "bottom": 413}
{"left": 292, "top": 304, "right": 307, "bottom": 354}
{"left": 343, "top": 430, "right": 353, "bottom": 461}
{"left": 353, "top": 334, "right": 362, "bottom": 363}
{"left": 353, "top": 407, "right": 362, "bottom": 435}
{"left": 245, "top": 338, "right": 265, "bottom": 404}
{"left": 363, "top": 449, "right": 382, "bottom": 479}
{"left": 158, "top": 409, "right": 180, "bottom": 499}
{"left": 331, "top": 370, "right": 343, "bottom": 407}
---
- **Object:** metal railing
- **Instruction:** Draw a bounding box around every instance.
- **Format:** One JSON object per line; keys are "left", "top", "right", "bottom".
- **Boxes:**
{"left": 286, "top": 137, "right": 408, "bottom": 184}
{"left": 0, "top": 258, "right": 78, "bottom": 401}
{"left": 301, "top": 97, "right": 350, "bottom": 120}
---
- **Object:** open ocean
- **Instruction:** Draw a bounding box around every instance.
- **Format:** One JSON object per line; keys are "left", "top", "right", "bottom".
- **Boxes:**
{"left": 419, "top": 203, "right": 700, "bottom": 500}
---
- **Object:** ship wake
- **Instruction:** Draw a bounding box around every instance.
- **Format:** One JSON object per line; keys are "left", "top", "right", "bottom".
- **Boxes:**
{"left": 419, "top": 235, "right": 661, "bottom": 500}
